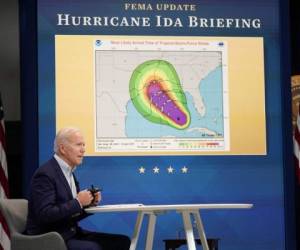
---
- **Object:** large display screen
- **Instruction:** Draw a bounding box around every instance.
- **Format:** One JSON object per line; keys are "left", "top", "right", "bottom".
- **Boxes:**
{"left": 38, "top": 1, "right": 287, "bottom": 249}
{"left": 56, "top": 35, "right": 265, "bottom": 155}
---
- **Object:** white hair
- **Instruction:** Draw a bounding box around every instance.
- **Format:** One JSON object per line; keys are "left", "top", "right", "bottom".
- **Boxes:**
{"left": 53, "top": 127, "right": 81, "bottom": 153}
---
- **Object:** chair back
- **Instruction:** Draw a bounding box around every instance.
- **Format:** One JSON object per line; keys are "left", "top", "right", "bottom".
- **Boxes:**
{"left": 0, "top": 199, "right": 28, "bottom": 234}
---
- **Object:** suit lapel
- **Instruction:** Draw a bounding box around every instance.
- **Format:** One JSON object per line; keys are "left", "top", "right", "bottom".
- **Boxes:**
{"left": 51, "top": 157, "right": 74, "bottom": 199}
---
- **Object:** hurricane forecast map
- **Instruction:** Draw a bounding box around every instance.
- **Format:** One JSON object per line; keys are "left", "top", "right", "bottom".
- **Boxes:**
{"left": 95, "top": 38, "right": 229, "bottom": 153}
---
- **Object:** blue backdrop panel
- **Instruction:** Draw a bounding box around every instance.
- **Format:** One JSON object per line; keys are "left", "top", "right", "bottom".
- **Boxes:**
{"left": 35, "top": 0, "right": 289, "bottom": 249}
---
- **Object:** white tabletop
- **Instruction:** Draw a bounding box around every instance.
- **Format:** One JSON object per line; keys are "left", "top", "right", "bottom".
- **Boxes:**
{"left": 85, "top": 203, "right": 253, "bottom": 213}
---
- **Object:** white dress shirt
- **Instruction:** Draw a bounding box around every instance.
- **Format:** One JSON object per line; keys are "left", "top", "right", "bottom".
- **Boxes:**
{"left": 54, "top": 154, "right": 77, "bottom": 198}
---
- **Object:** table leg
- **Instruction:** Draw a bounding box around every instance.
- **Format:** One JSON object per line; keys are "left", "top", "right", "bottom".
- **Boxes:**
{"left": 129, "top": 212, "right": 144, "bottom": 250}
{"left": 145, "top": 212, "right": 157, "bottom": 250}
{"left": 192, "top": 211, "right": 209, "bottom": 250}
{"left": 181, "top": 211, "right": 197, "bottom": 250}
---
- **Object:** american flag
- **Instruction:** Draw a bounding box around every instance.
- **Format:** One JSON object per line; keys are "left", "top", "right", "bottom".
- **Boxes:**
{"left": 294, "top": 103, "right": 300, "bottom": 185}
{"left": 0, "top": 93, "right": 10, "bottom": 250}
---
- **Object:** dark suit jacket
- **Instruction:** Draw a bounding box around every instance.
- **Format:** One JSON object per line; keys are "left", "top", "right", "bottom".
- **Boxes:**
{"left": 26, "top": 157, "right": 90, "bottom": 241}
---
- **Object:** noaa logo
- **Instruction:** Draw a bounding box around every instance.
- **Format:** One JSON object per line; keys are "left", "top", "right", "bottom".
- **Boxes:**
{"left": 95, "top": 40, "right": 102, "bottom": 46}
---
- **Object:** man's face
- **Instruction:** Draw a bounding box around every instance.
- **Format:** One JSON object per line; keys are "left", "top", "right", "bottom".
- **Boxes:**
{"left": 60, "top": 131, "right": 85, "bottom": 168}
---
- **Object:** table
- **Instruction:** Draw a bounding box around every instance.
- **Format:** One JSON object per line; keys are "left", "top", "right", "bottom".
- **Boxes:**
{"left": 85, "top": 203, "right": 253, "bottom": 250}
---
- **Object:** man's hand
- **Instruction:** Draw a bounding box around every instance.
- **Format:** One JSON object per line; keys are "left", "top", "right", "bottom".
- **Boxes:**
{"left": 76, "top": 190, "right": 93, "bottom": 206}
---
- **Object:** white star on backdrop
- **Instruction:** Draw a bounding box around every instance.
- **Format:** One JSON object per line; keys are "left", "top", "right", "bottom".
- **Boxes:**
{"left": 181, "top": 166, "right": 188, "bottom": 173}
{"left": 139, "top": 166, "right": 145, "bottom": 174}
{"left": 153, "top": 166, "right": 160, "bottom": 173}
{"left": 167, "top": 166, "right": 174, "bottom": 173}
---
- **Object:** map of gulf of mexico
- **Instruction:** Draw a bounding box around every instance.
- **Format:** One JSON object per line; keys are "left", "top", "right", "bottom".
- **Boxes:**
{"left": 126, "top": 65, "right": 223, "bottom": 138}
{"left": 95, "top": 40, "right": 229, "bottom": 153}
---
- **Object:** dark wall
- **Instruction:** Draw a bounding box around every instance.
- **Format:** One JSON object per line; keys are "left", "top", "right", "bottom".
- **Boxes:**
{"left": 0, "top": 0, "right": 20, "bottom": 120}
{"left": 0, "top": 0, "right": 22, "bottom": 198}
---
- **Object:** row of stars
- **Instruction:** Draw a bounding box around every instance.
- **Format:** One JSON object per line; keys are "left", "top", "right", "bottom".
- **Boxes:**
{"left": 138, "top": 166, "right": 188, "bottom": 174}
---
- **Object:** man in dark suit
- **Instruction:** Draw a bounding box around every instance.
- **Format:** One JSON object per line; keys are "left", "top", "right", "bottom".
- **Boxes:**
{"left": 26, "top": 127, "right": 131, "bottom": 250}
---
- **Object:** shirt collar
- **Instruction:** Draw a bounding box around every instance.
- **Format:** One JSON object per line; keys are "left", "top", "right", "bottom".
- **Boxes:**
{"left": 54, "top": 154, "right": 76, "bottom": 174}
